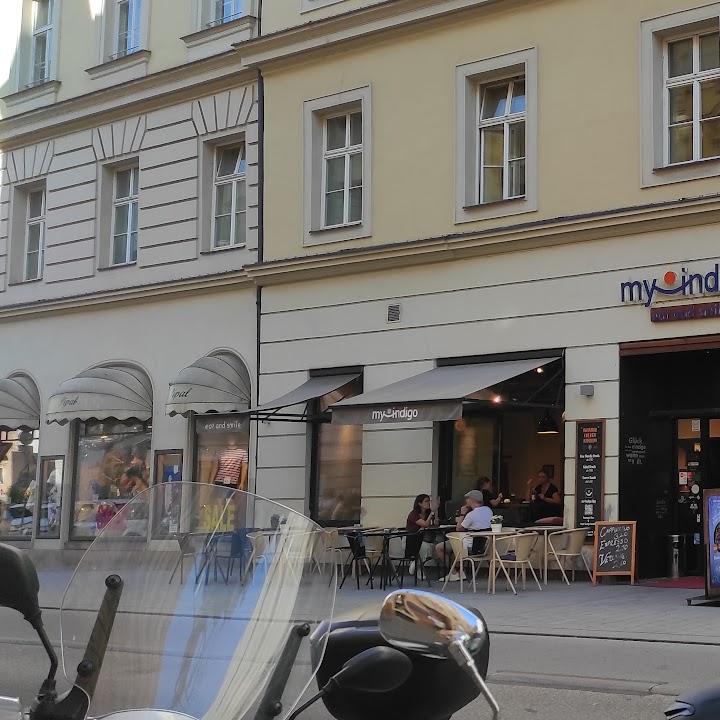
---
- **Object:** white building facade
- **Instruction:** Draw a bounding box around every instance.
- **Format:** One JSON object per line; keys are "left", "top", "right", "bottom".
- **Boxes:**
{"left": 0, "top": 1, "right": 261, "bottom": 550}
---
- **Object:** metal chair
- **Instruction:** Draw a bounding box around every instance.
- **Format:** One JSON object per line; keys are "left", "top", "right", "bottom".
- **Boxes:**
{"left": 383, "top": 530, "right": 429, "bottom": 589}
{"left": 548, "top": 528, "right": 592, "bottom": 584}
{"left": 245, "top": 531, "right": 269, "bottom": 580}
{"left": 213, "top": 530, "right": 251, "bottom": 583}
{"left": 493, "top": 532, "right": 542, "bottom": 594}
{"left": 339, "top": 531, "right": 375, "bottom": 590}
{"left": 168, "top": 532, "right": 198, "bottom": 585}
{"left": 442, "top": 532, "right": 491, "bottom": 594}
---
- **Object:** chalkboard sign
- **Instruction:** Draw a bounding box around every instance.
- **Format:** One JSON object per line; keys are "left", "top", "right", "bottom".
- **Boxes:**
{"left": 576, "top": 420, "right": 605, "bottom": 536}
{"left": 592, "top": 521, "right": 636, "bottom": 584}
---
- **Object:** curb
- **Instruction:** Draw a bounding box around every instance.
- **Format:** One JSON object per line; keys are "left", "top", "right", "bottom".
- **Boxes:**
{"left": 488, "top": 671, "right": 682, "bottom": 697}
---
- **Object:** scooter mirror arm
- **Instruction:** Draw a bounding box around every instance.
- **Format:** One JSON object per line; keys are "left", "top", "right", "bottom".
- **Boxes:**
{"left": 30, "top": 574, "right": 124, "bottom": 720}
{"left": 447, "top": 637, "right": 500, "bottom": 720}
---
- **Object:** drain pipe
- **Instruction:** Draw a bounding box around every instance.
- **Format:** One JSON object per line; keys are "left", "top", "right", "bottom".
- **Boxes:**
{"left": 253, "top": 0, "right": 265, "bottom": 494}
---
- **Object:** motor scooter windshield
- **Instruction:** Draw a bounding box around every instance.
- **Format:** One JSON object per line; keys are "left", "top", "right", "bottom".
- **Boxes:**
{"left": 59, "top": 483, "right": 336, "bottom": 720}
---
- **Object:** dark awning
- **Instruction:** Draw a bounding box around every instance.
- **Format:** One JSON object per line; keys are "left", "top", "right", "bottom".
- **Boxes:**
{"left": 248, "top": 373, "right": 360, "bottom": 421}
{"left": 330, "top": 357, "right": 559, "bottom": 425}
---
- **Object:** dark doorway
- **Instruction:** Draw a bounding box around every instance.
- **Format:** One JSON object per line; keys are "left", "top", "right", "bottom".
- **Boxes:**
{"left": 620, "top": 348, "right": 720, "bottom": 578}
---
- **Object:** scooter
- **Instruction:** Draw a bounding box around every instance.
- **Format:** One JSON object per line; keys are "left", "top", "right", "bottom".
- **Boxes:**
{"left": 0, "top": 483, "right": 500, "bottom": 720}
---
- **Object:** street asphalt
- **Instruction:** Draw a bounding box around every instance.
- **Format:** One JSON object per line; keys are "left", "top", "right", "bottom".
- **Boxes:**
{"left": 1, "top": 568, "right": 718, "bottom": 720}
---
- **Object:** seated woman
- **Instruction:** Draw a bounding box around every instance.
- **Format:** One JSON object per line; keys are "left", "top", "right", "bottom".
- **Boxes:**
{"left": 405, "top": 494, "right": 437, "bottom": 569}
{"left": 526, "top": 469, "right": 563, "bottom": 523}
{"left": 478, "top": 476, "right": 503, "bottom": 508}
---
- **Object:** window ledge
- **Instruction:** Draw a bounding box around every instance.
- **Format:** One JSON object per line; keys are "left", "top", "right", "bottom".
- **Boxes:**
{"left": 305, "top": 221, "right": 370, "bottom": 247}
{"left": 98, "top": 261, "right": 137, "bottom": 271}
{"left": 654, "top": 157, "right": 720, "bottom": 173}
{"left": 644, "top": 155, "right": 720, "bottom": 188}
{"left": 200, "top": 243, "right": 247, "bottom": 255}
{"left": 456, "top": 195, "right": 536, "bottom": 225}
{"left": 85, "top": 50, "right": 151, "bottom": 80}
{"left": 183, "top": 15, "right": 256, "bottom": 49}
{"left": 1, "top": 80, "right": 60, "bottom": 109}
{"left": 7, "top": 276, "right": 43, "bottom": 287}
{"left": 309, "top": 221, "right": 363, "bottom": 234}
{"left": 462, "top": 196, "right": 526, "bottom": 211}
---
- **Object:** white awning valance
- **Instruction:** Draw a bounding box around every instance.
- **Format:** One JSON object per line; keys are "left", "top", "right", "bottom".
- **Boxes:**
{"left": 47, "top": 363, "right": 153, "bottom": 425}
{"left": 166, "top": 351, "right": 251, "bottom": 417}
{"left": 0, "top": 372, "right": 40, "bottom": 430}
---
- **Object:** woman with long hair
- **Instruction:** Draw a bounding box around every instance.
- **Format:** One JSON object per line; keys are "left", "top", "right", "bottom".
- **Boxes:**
{"left": 405, "top": 493, "right": 437, "bottom": 573}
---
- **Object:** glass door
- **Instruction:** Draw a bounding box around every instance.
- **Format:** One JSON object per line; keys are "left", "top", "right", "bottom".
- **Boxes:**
{"left": 675, "top": 418, "right": 720, "bottom": 574}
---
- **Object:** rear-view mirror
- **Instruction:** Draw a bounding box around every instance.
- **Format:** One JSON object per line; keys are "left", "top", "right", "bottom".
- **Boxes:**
{"left": 0, "top": 543, "right": 41, "bottom": 622}
{"left": 379, "top": 589, "right": 488, "bottom": 658}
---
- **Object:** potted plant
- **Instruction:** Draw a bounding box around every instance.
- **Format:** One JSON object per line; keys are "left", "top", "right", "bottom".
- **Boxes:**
{"left": 490, "top": 515, "right": 504, "bottom": 533}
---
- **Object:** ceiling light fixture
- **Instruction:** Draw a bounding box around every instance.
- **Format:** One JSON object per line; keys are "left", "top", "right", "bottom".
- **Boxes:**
{"left": 536, "top": 411, "right": 559, "bottom": 435}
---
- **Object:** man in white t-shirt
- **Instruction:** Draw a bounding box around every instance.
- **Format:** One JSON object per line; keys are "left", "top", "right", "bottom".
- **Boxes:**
{"left": 437, "top": 490, "right": 492, "bottom": 582}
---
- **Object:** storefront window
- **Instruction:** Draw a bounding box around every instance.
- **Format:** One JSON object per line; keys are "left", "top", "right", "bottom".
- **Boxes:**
{"left": 71, "top": 420, "right": 151, "bottom": 539}
{"left": 452, "top": 415, "right": 497, "bottom": 500}
{"left": 313, "top": 377, "right": 363, "bottom": 526}
{"left": 195, "top": 415, "right": 249, "bottom": 489}
{"left": 36, "top": 456, "right": 63, "bottom": 539}
{"left": 0, "top": 429, "right": 39, "bottom": 540}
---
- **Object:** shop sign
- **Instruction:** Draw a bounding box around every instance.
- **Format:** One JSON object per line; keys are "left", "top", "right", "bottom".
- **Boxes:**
{"left": 620, "top": 264, "right": 720, "bottom": 307}
{"left": 649, "top": 300, "right": 720, "bottom": 323}
{"left": 575, "top": 420, "right": 604, "bottom": 536}
{"left": 196, "top": 416, "right": 247, "bottom": 434}
{"left": 331, "top": 401, "right": 462, "bottom": 425}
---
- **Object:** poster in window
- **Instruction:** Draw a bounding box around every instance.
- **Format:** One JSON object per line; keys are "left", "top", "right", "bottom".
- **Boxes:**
{"left": 704, "top": 489, "right": 720, "bottom": 599}
{"left": 153, "top": 450, "right": 183, "bottom": 538}
{"left": 36, "top": 456, "right": 63, "bottom": 539}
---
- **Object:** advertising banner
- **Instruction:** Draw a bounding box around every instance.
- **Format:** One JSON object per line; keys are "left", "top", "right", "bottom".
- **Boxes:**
{"left": 704, "top": 489, "right": 720, "bottom": 599}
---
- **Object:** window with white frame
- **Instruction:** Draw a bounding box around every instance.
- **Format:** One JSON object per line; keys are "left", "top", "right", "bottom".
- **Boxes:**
{"left": 24, "top": 188, "right": 45, "bottom": 281}
{"left": 322, "top": 111, "right": 362, "bottom": 228}
{"left": 211, "top": 0, "right": 244, "bottom": 25}
{"left": 111, "top": 167, "right": 139, "bottom": 266}
{"left": 477, "top": 77, "right": 526, "bottom": 204}
{"left": 114, "top": 0, "right": 142, "bottom": 58}
{"left": 212, "top": 145, "right": 246, "bottom": 249}
{"left": 665, "top": 31, "right": 720, "bottom": 165}
{"left": 31, "top": 0, "right": 54, "bottom": 84}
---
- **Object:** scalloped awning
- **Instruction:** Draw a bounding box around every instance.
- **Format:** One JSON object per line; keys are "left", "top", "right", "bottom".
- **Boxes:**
{"left": 0, "top": 372, "right": 41, "bottom": 430}
{"left": 47, "top": 363, "right": 153, "bottom": 425}
{"left": 166, "top": 351, "right": 251, "bottom": 417}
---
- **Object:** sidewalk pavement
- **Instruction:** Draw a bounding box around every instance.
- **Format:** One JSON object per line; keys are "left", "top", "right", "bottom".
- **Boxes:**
{"left": 29, "top": 564, "right": 720, "bottom": 646}
{"left": 332, "top": 579, "right": 720, "bottom": 645}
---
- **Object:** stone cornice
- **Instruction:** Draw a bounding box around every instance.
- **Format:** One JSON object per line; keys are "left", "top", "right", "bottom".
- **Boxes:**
{"left": 244, "top": 194, "right": 720, "bottom": 284}
{"left": 0, "top": 269, "right": 254, "bottom": 323}
{"left": 237, "top": 0, "right": 513, "bottom": 69}
{"left": 0, "top": 54, "right": 257, "bottom": 150}
{"left": 3, "top": 194, "right": 720, "bottom": 320}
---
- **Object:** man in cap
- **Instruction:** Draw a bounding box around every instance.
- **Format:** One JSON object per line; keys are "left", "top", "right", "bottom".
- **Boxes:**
{"left": 436, "top": 489, "right": 493, "bottom": 582}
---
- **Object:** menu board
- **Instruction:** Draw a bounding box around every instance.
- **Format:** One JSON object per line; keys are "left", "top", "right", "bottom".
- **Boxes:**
{"left": 623, "top": 435, "right": 646, "bottom": 466}
{"left": 592, "top": 521, "right": 636, "bottom": 584}
{"left": 704, "top": 490, "right": 720, "bottom": 599}
{"left": 576, "top": 420, "right": 605, "bottom": 535}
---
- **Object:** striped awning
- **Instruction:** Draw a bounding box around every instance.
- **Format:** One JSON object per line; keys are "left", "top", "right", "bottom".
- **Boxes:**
{"left": 47, "top": 363, "right": 153, "bottom": 425}
{"left": 0, "top": 372, "right": 40, "bottom": 430}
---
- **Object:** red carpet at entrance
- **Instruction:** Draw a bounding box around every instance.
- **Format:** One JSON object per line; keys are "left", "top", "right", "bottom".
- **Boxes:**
{"left": 640, "top": 576, "right": 705, "bottom": 589}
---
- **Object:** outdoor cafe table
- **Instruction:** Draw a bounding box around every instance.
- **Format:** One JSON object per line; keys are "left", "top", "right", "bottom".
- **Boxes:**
{"left": 466, "top": 528, "right": 519, "bottom": 594}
